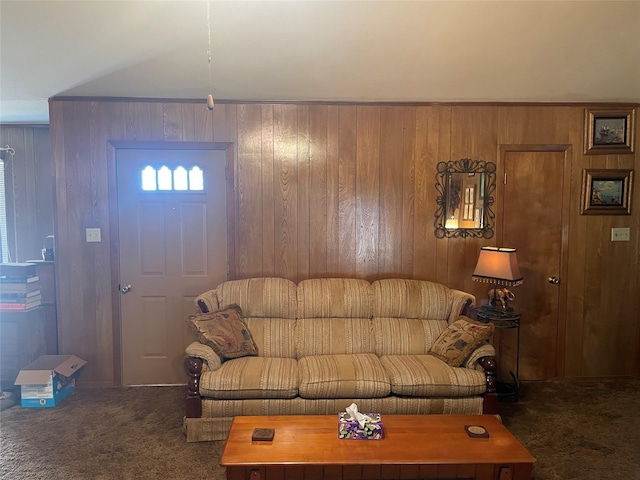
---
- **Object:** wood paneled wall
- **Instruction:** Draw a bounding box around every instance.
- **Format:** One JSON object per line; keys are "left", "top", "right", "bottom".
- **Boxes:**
{"left": 48, "top": 100, "right": 639, "bottom": 385}
{"left": 0, "top": 125, "right": 53, "bottom": 262}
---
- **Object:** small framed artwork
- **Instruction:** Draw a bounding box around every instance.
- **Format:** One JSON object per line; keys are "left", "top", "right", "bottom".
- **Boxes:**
{"left": 580, "top": 169, "right": 634, "bottom": 215}
{"left": 584, "top": 108, "right": 636, "bottom": 155}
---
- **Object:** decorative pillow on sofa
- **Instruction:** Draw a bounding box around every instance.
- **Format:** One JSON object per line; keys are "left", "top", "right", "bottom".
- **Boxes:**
{"left": 428, "top": 316, "right": 494, "bottom": 367}
{"left": 186, "top": 304, "right": 258, "bottom": 359}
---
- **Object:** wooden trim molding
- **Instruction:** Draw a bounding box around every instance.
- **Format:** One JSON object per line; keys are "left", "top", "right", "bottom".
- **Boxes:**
{"left": 49, "top": 96, "right": 640, "bottom": 109}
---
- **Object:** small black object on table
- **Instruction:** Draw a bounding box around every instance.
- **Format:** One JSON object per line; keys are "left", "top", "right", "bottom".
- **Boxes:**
{"left": 476, "top": 305, "right": 521, "bottom": 402}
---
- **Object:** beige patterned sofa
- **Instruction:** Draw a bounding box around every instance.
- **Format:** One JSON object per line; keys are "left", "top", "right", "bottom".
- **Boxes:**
{"left": 183, "top": 277, "right": 497, "bottom": 442}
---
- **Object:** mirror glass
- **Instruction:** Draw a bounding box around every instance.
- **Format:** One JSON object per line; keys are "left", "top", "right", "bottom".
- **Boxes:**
{"left": 435, "top": 159, "right": 496, "bottom": 238}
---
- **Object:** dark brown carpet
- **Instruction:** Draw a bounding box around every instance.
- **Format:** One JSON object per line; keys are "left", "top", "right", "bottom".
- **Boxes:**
{"left": 1, "top": 380, "right": 639, "bottom": 479}
{"left": 500, "top": 380, "right": 640, "bottom": 480}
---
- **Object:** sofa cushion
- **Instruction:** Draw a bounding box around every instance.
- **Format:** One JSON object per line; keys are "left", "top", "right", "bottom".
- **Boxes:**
{"left": 295, "top": 318, "right": 375, "bottom": 358}
{"left": 186, "top": 305, "right": 258, "bottom": 359}
{"left": 373, "top": 279, "right": 453, "bottom": 320}
{"left": 245, "top": 317, "right": 297, "bottom": 358}
{"left": 380, "top": 354, "right": 487, "bottom": 397}
{"left": 215, "top": 277, "right": 297, "bottom": 319}
{"left": 428, "top": 316, "right": 494, "bottom": 367}
{"left": 372, "top": 317, "right": 448, "bottom": 356}
{"left": 199, "top": 356, "right": 299, "bottom": 399}
{"left": 297, "top": 278, "right": 373, "bottom": 319}
{"left": 298, "top": 354, "right": 390, "bottom": 399}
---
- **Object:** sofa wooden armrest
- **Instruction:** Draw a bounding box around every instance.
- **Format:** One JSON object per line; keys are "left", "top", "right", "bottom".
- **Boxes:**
{"left": 185, "top": 356, "right": 203, "bottom": 418}
{"left": 184, "top": 342, "right": 223, "bottom": 419}
{"left": 479, "top": 356, "right": 498, "bottom": 414}
{"left": 459, "top": 301, "right": 498, "bottom": 414}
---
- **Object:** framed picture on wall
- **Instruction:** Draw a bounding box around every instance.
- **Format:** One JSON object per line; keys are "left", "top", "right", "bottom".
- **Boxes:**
{"left": 580, "top": 169, "right": 634, "bottom": 215}
{"left": 584, "top": 108, "right": 636, "bottom": 155}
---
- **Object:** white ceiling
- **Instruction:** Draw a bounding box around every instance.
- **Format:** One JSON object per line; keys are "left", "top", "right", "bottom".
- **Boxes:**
{"left": 1, "top": 0, "right": 639, "bottom": 124}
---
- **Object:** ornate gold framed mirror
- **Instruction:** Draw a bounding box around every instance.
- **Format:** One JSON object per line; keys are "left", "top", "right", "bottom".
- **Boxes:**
{"left": 434, "top": 158, "right": 496, "bottom": 238}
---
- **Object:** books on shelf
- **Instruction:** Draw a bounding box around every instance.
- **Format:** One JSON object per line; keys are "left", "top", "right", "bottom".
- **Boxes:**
{"left": 1, "top": 265, "right": 39, "bottom": 287}
{"left": 0, "top": 262, "right": 38, "bottom": 279}
{"left": 0, "top": 295, "right": 42, "bottom": 311}
{"left": 0, "top": 290, "right": 41, "bottom": 300}
{"left": 0, "top": 280, "right": 41, "bottom": 293}
{"left": 0, "top": 304, "right": 42, "bottom": 311}
{"left": 0, "top": 264, "right": 41, "bottom": 310}
{"left": 0, "top": 275, "right": 39, "bottom": 284}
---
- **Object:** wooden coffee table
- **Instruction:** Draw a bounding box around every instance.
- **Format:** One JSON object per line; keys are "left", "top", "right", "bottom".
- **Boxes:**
{"left": 221, "top": 414, "right": 535, "bottom": 480}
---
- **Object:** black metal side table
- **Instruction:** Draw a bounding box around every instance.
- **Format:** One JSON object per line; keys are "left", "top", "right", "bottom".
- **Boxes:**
{"left": 476, "top": 305, "right": 521, "bottom": 401}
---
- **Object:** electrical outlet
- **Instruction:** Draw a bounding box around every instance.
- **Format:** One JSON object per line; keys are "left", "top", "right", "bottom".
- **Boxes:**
{"left": 611, "top": 227, "right": 630, "bottom": 242}
{"left": 85, "top": 228, "right": 102, "bottom": 243}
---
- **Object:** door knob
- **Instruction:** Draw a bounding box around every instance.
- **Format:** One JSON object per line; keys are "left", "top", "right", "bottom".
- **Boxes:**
{"left": 120, "top": 284, "right": 132, "bottom": 294}
{"left": 548, "top": 276, "right": 560, "bottom": 285}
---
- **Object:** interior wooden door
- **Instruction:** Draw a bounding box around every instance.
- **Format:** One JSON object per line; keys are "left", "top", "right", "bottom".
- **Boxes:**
{"left": 500, "top": 146, "right": 570, "bottom": 381}
{"left": 116, "top": 148, "right": 228, "bottom": 385}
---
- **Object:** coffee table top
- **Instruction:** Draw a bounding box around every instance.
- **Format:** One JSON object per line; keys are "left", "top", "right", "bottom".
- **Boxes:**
{"left": 221, "top": 414, "right": 535, "bottom": 467}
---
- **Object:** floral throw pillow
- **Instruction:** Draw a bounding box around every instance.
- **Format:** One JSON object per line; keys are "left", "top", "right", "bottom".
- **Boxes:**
{"left": 186, "top": 304, "right": 258, "bottom": 359}
{"left": 428, "top": 316, "right": 494, "bottom": 367}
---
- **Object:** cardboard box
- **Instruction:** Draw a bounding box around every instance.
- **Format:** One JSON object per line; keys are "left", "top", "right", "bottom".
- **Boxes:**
{"left": 14, "top": 355, "right": 86, "bottom": 408}
{"left": 338, "top": 412, "right": 384, "bottom": 440}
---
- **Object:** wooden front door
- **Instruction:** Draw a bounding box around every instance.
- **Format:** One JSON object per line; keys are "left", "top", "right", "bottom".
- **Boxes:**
{"left": 500, "top": 146, "right": 571, "bottom": 381}
{"left": 116, "top": 147, "right": 229, "bottom": 385}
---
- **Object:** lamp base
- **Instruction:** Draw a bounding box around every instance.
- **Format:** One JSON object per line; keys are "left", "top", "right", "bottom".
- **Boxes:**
{"left": 487, "top": 287, "right": 515, "bottom": 309}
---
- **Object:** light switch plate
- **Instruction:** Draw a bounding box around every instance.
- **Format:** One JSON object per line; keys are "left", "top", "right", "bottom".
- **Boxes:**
{"left": 85, "top": 228, "right": 102, "bottom": 243}
{"left": 611, "top": 227, "right": 630, "bottom": 242}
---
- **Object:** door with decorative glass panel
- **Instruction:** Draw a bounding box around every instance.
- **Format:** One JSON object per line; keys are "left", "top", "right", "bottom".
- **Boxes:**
{"left": 116, "top": 148, "right": 228, "bottom": 385}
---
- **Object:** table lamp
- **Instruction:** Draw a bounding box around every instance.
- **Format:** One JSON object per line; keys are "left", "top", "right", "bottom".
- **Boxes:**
{"left": 472, "top": 247, "right": 523, "bottom": 309}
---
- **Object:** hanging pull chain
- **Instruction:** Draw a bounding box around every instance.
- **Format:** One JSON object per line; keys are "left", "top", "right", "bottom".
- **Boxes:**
{"left": 206, "top": 1, "right": 214, "bottom": 110}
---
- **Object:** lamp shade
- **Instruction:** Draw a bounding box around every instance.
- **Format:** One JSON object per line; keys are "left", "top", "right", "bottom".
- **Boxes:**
{"left": 472, "top": 247, "right": 523, "bottom": 286}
